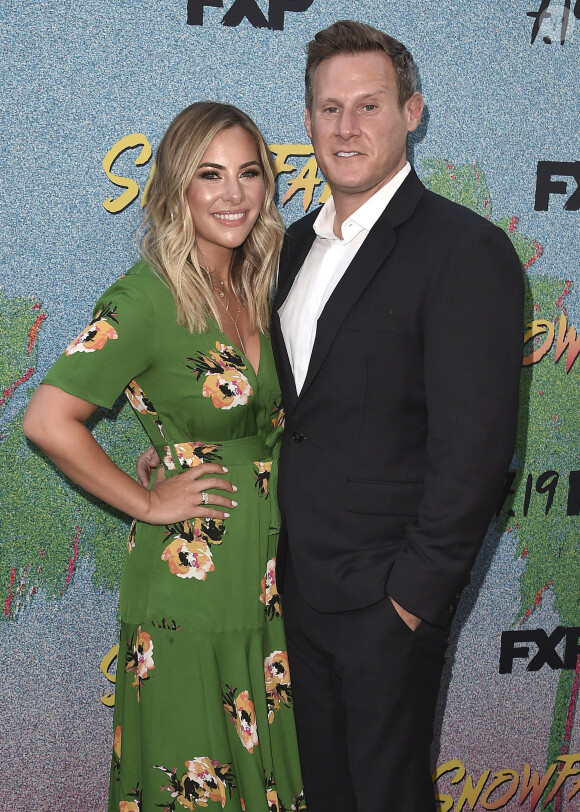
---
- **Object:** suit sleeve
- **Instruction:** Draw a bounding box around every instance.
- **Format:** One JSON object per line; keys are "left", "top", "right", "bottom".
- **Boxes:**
{"left": 386, "top": 221, "right": 524, "bottom": 627}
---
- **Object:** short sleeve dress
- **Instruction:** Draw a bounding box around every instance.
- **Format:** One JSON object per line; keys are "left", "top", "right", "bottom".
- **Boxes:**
{"left": 43, "top": 261, "right": 305, "bottom": 812}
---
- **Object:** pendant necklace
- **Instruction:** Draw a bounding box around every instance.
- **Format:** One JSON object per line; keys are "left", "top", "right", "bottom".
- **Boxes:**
{"left": 212, "top": 278, "right": 246, "bottom": 355}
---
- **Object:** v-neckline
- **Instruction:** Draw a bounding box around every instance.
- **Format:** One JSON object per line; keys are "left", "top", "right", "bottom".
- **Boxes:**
{"left": 214, "top": 322, "right": 262, "bottom": 380}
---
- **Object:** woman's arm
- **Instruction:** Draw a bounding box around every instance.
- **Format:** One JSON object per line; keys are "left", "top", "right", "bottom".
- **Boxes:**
{"left": 22, "top": 384, "right": 236, "bottom": 525}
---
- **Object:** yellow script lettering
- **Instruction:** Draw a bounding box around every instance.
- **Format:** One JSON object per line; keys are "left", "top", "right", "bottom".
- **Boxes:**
{"left": 455, "top": 770, "right": 490, "bottom": 811}
{"left": 519, "top": 762, "right": 557, "bottom": 811}
{"left": 522, "top": 319, "right": 555, "bottom": 366}
{"left": 102, "top": 134, "right": 152, "bottom": 214}
{"left": 270, "top": 144, "right": 330, "bottom": 210}
{"left": 568, "top": 774, "right": 580, "bottom": 802}
{"left": 480, "top": 769, "right": 519, "bottom": 810}
{"left": 432, "top": 759, "right": 466, "bottom": 812}
{"left": 554, "top": 312, "right": 580, "bottom": 372}
{"left": 100, "top": 643, "right": 119, "bottom": 707}
{"left": 545, "top": 755, "right": 580, "bottom": 805}
{"left": 282, "top": 156, "right": 323, "bottom": 208}
{"left": 270, "top": 143, "right": 312, "bottom": 177}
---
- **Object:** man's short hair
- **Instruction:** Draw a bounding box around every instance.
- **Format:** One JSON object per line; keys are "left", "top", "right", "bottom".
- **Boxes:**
{"left": 305, "top": 20, "right": 417, "bottom": 111}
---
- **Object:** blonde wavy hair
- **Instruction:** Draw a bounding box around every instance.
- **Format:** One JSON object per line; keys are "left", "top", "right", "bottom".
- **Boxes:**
{"left": 140, "top": 102, "right": 285, "bottom": 334}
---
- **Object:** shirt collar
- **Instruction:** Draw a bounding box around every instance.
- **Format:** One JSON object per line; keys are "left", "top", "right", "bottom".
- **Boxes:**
{"left": 313, "top": 162, "right": 411, "bottom": 243}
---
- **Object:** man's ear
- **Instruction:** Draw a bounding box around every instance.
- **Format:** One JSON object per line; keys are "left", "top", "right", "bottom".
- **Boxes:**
{"left": 406, "top": 92, "right": 424, "bottom": 134}
{"left": 304, "top": 106, "right": 312, "bottom": 139}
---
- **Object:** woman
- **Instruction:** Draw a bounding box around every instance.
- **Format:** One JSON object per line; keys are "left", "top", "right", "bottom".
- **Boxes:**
{"left": 23, "top": 102, "right": 305, "bottom": 811}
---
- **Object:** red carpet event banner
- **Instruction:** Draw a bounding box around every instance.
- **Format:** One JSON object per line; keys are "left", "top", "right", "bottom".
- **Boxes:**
{"left": 1, "top": 1, "right": 579, "bottom": 810}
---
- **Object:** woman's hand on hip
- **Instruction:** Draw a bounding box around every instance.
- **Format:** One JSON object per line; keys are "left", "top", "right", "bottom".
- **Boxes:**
{"left": 143, "top": 462, "right": 237, "bottom": 525}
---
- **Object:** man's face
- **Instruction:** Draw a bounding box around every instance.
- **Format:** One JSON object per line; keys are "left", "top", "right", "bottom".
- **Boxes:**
{"left": 305, "top": 51, "right": 423, "bottom": 212}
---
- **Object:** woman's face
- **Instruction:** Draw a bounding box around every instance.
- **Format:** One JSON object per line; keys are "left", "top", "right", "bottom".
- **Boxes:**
{"left": 186, "top": 125, "right": 266, "bottom": 270}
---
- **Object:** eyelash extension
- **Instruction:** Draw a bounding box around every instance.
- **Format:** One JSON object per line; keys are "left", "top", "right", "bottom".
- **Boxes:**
{"left": 198, "top": 168, "right": 261, "bottom": 180}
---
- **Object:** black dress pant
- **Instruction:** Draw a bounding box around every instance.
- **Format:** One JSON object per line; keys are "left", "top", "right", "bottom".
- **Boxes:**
{"left": 282, "top": 558, "right": 449, "bottom": 812}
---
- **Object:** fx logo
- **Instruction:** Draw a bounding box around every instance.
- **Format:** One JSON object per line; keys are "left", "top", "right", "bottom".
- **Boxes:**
{"left": 499, "top": 627, "right": 580, "bottom": 673}
{"left": 527, "top": 1, "right": 580, "bottom": 44}
{"left": 535, "top": 161, "right": 580, "bottom": 210}
{"left": 187, "top": 0, "right": 314, "bottom": 29}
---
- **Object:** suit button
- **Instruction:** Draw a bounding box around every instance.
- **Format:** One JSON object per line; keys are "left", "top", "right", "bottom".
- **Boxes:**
{"left": 292, "top": 431, "right": 305, "bottom": 443}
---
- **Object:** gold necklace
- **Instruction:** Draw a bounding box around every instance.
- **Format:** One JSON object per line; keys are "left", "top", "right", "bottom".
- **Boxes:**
{"left": 212, "top": 279, "right": 246, "bottom": 355}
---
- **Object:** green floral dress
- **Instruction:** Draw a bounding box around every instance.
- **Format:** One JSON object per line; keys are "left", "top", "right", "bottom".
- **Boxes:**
{"left": 44, "top": 261, "right": 305, "bottom": 812}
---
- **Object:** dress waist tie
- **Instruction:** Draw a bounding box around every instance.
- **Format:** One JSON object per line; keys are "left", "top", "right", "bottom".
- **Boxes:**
{"left": 154, "top": 433, "right": 282, "bottom": 536}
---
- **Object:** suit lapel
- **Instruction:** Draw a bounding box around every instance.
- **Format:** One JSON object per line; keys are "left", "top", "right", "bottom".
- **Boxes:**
{"left": 297, "top": 223, "right": 396, "bottom": 400}
{"left": 272, "top": 213, "right": 318, "bottom": 412}
{"left": 298, "top": 168, "right": 425, "bottom": 402}
{"left": 271, "top": 307, "right": 298, "bottom": 412}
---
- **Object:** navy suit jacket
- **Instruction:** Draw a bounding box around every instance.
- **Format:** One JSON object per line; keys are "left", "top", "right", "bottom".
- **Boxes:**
{"left": 271, "top": 168, "right": 524, "bottom": 627}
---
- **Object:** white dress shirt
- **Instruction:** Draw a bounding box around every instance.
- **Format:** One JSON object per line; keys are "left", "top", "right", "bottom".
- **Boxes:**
{"left": 279, "top": 162, "right": 411, "bottom": 393}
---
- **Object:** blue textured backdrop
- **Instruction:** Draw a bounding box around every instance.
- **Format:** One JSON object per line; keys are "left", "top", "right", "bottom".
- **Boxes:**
{"left": 1, "top": 2, "right": 579, "bottom": 810}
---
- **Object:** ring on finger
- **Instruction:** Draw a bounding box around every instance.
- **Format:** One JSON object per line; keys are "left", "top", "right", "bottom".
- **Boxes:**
{"left": 201, "top": 492, "right": 209, "bottom": 506}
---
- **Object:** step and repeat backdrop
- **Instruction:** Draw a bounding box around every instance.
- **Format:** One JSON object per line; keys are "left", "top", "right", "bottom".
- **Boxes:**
{"left": 1, "top": 1, "right": 579, "bottom": 809}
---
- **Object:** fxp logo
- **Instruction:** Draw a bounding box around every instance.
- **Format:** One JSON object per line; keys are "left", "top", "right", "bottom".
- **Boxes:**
{"left": 188, "top": 0, "right": 314, "bottom": 30}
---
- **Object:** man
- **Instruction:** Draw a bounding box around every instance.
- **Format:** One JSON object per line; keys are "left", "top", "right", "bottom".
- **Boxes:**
{"left": 270, "top": 20, "right": 524, "bottom": 812}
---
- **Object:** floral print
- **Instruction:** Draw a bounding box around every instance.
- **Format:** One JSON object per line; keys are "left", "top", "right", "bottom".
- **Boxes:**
{"left": 265, "top": 774, "right": 307, "bottom": 812}
{"left": 271, "top": 401, "right": 285, "bottom": 429}
{"left": 113, "top": 724, "right": 122, "bottom": 760}
{"left": 47, "top": 264, "right": 303, "bottom": 812}
{"left": 65, "top": 302, "right": 118, "bottom": 355}
{"left": 118, "top": 784, "right": 142, "bottom": 812}
{"left": 111, "top": 724, "right": 122, "bottom": 779}
{"left": 188, "top": 344, "right": 253, "bottom": 410}
{"left": 161, "top": 519, "right": 226, "bottom": 579}
{"left": 125, "top": 379, "right": 156, "bottom": 415}
{"left": 266, "top": 782, "right": 281, "bottom": 812}
{"left": 126, "top": 521, "right": 136, "bottom": 554}
{"left": 125, "top": 379, "right": 168, "bottom": 444}
{"left": 191, "top": 516, "right": 226, "bottom": 545}
{"left": 203, "top": 367, "right": 252, "bottom": 410}
{"left": 291, "top": 789, "right": 307, "bottom": 812}
{"left": 125, "top": 627, "right": 155, "bottom": 699}
{"left": 259, "top": 558, "right": 281, "bottom": 620}
{"left": 161, "top": 525, "right": 214, "bottom": 580}
{"left": 264, "top": 650, "right": 293, "bottom": 723}
{"left": 222, "top": 684, "right": 259, "bottom": 753}
{"left": 154, "top": 757, "right": 235, "bottom": 810}
{"left": 151, "top": 617, "right": 181, "bottom": 631}
{"left": 253, "top": 460, "right": 272, "bottom": 498}
{"left": 163, "top": 441, "right": 223, "bottom": 471}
